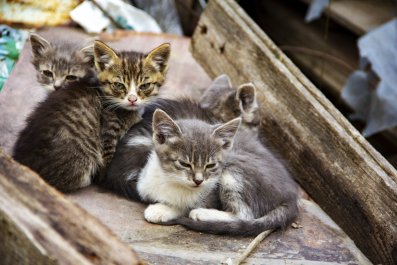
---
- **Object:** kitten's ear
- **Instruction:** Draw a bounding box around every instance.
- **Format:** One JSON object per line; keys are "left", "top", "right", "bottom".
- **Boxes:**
{"left": 30, "top": 34, "right": 51, "bottom": 58}
{"left": 236, "top": 83, "right": 258, "bottom": 113}
{"left": 212, "top": 118, "right": 241, "bottom": 150}
{"left": 94, "top": 41, "right": 119, "bottom": 71}
{"left": 200, "top": 74, "right": 233, "bottom": 109}
{"left": 152, "top": 109, "right": 182, "bottom": 145}
{"left": 145, "top": 43, "right": 171, "bottom": 73}
{"left": 80, "top": 44, "right": 95, "bottom": 65}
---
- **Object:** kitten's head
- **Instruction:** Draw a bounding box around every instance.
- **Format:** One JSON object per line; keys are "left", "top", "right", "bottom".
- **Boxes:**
{"left": 152, "top": 109, "right": 241, "bottom": 188}
{"left": 200, "top": 75, "right": 261, "bottom": 130}
{"left": 30, "top": 33, "right": 94, "bottom": 91}
{"left": 93, "top": 41, "right": 170, "bottom": 110}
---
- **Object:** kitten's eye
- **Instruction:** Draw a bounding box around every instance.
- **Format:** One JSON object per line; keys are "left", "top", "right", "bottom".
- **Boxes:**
{"left": 205, "top": 163, "right": 217, "bottom": 170}
{"left": 139, "top": 83, "right": 151, "bottom": 90}
{"left": 113, "top": 82, "right": 126, "bottom": 90}
{"left": 66, "top": 75, "right": 77, "bottom": 81}
{"left": 177, "top": 161, "right": 192, "bottom": 169}
{"left": 42, "top": 70, "right": 53, "bottom": 78}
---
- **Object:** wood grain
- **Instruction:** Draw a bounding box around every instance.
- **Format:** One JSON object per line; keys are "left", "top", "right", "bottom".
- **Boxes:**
{"left": 191, "top": 1, "right": 397, "bottom": 264}
{"left": 0, "top": 150, "right": 143, "bottom": 265}
{"left": 302, "top": 0, "right": 395, "bottom": 35}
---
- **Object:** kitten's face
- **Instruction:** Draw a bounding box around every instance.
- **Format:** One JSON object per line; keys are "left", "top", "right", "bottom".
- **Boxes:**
{"left": 152, "top": 110, "right": 240, "bottom": 188}
{"left": 94, "top": 41, "right": 170, "bottom": 110}
{"left": 30, "top": 34, "right": 94, "bottom": 91}
{"left": 200, "top": 75, "right": 261, "bottom": 130}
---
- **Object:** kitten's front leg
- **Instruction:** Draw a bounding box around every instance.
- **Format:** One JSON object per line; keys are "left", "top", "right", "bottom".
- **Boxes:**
{"left": 189, "top": 208, "right": 237, "bottom": 222}
{"left": 144, "top": 203, "right": 183, "bottom": 223}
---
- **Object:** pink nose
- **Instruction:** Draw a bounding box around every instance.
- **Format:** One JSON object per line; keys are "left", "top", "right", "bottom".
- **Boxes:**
{"left": 128, "top": 95, "right": 137, "bottom": 104}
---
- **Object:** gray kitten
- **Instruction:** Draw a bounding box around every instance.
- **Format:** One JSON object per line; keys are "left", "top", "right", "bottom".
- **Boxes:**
{"left": 103, "top": 75, "right": 261, "bottom": 200}
{"left": 137, "top": 109, "right": 299, "bottom": 236}
{"left": 30, "top": 33, "right": 95, "bottom": 91}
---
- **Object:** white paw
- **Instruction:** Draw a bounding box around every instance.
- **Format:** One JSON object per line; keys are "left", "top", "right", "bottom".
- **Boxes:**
{"left": 189, "top": 208, "right": 213, "bottom": 221}
{"left": 144, "top": 203, "right": 181, "bottom": 223}
{"left": 189, "top": 208, "right": 236, "bottom": 222}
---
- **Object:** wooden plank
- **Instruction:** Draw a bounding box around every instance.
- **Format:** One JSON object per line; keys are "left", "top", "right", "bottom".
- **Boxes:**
{"left": 242, "top": 0, "right": 358, "bottom": 100}
{"left": 191, "top": 1, "right": 397, "bottom": 264}
{"left": 301, "top": 0, "right": 395, "bottom": 35}
{"left": 243, "top": 0, "right": 397, "bottom": 151}
{"left": 0, "top": 150, "right": 142, "bottom": 265}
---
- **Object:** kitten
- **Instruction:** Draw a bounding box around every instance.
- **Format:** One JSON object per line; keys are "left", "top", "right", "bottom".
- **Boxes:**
{"left": 30, "top": 33, "right": 95, "bottom": 91}
{"left": 103, "top": 75, "right": 260, "bottom": 200}
{"left": 137, "top": 110, "right": 299, "bottom": 236}
{"left": 13, "top": 41, "right": 170, "bottom": 192}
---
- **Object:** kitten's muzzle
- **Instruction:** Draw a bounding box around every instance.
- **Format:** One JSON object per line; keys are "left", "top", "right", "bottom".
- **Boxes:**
{"left": 128, "top": 95, "right": 138, "bottom": 104}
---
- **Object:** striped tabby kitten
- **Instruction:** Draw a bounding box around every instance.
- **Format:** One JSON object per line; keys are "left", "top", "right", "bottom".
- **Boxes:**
{"left": 138, "top": 110, "right": 298, "bottom": 236}
{"left": 103, "top": 75, "right": 260, "bottom": 200}
{"left": 13, "top": 41, "right": 170, "bottom": 192}
{"left": 30, "top": 33, "right": 95, "bottom": 91}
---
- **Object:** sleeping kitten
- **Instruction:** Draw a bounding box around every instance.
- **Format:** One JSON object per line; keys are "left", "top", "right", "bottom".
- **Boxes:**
{"left": 103, "top": 75, "right": 260, "bottom": 200}
{"left": 30, "top": 33, "right": 95, "bottom": 91}
{"left": 137, "top": 110, "right": 298, "bottom": 236}
{"left": 13, "top": 41, "right": 170, "bottom": 192}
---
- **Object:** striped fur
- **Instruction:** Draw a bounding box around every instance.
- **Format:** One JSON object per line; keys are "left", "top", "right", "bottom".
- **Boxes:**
{"left": 13, "top": 41, "right": 170, "bottom": 192}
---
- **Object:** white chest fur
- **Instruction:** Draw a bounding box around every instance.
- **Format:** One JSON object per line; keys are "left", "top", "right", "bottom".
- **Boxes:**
{"left": 137, "top": 151, "right": 214, "bottom": 211}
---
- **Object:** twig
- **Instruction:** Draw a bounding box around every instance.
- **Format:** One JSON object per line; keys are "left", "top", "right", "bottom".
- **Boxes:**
{"left": 222, "top": 229, "right": 274, "bottom": 265}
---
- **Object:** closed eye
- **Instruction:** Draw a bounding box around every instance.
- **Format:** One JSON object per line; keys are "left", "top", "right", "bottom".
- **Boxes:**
{"left": 176, "top": 160, "right": 192, "bottom": 169}
{"left": 41, "top": 70, "right": 53, "bottom": 78}
{"left": 205, "top": 163, "right": 217, "bottom": 169}
{"left": 66, "top": 75, "right": 77, "bottom": 81}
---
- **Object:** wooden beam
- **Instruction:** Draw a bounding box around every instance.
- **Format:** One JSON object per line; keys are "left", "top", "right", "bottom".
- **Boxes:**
{"left": 301, "top": 0, "right": 395, "bottom": 35}
{"left": 0, "top": 150, "right": 143, "bottom": 265}
{"left": 191, "top": 1, "right": 397, "bottom": 264}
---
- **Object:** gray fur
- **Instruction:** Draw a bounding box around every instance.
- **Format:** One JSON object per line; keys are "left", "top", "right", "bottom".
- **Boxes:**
{"left": 137, "top": 110, "right": 298, "bottom": 236}
{"left": 30, "top": 33, "right": 95, "bottom": 91}
{"left": 104, "top": 76, "right": 260, "bottom": 199}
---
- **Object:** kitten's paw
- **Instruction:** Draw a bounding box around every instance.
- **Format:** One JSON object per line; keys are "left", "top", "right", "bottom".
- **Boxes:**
{"left": 144, "top": 203, "right": 181, "bottom": 223}
{"left": 189, "top": 208, "right": 214, "bottom": 221}
{"left": 189, "top": 208, "right": 236, "bottom": 222}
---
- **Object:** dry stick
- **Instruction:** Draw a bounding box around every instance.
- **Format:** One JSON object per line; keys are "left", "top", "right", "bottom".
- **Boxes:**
{"left": 222, "top": 229, "right": 274, "bottom": 265}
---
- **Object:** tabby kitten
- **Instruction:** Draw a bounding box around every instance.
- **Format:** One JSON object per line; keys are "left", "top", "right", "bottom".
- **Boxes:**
{"left": 103, "top": 75, "right": 260, "bottom": 200}
{"left": 13, "top": 41, "right": 170, "bottom": 192}
{"left": 138, "top": 110, "right": 299, "bottom": 236}
{"left": 30, "top": 33, "right": 95, "bottom": 91}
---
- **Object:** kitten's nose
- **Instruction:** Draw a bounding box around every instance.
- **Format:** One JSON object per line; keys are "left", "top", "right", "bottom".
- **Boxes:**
{"left": 193, "top": 179, "right": 203, "bottom": 186}
{"left": 128, "top": 95, "right": 137, "bottom": 104}
{"left": 54, "top": 85, "right": 62, "bottom": 90}
{"left": 193, "top": 173, "right": 204, "bottom": 186}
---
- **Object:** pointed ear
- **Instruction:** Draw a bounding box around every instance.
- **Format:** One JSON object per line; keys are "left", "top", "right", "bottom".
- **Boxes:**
{"left": 80, "top": 44, "right": 94, "bottom": 65}
{"left": 152, "top": 109, "right": 182, "bottom": 145}
{"left": 30, "top": 33, "right": 51, "bottom": 58}
{"left": 237, "top": 83, "right": 257, "bottom": 113}
{"left": 145, "top": 43, "right": 171, "bottom": 73}
{"left": 94, "top": 41, "right": 119, "bottom": 71}
{"left": 200, "top": 74, "right": 233, "bottom": 109}
{"left": 212, "top": 118, "right": 241, "bottom": 150}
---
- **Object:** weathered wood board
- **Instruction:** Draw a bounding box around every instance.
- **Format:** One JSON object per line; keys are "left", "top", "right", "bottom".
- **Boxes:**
{"left": 0, "top": 150, "right": 142, "bottom": 265}
{"left": 190, "top": 0, "right": 397, "bottom": 264}
{"left": 301, "top": 0, "right": 395, "bottom": 35}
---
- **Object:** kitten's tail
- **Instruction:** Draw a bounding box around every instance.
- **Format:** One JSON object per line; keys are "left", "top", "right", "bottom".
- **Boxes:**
{"left": 172, "top": 202, "right": 298, "bottom": 236}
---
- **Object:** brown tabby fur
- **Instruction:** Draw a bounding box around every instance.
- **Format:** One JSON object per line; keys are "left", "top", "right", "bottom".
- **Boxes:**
{"left": 13, "top": 41, "right": 170, "bottom": 192}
